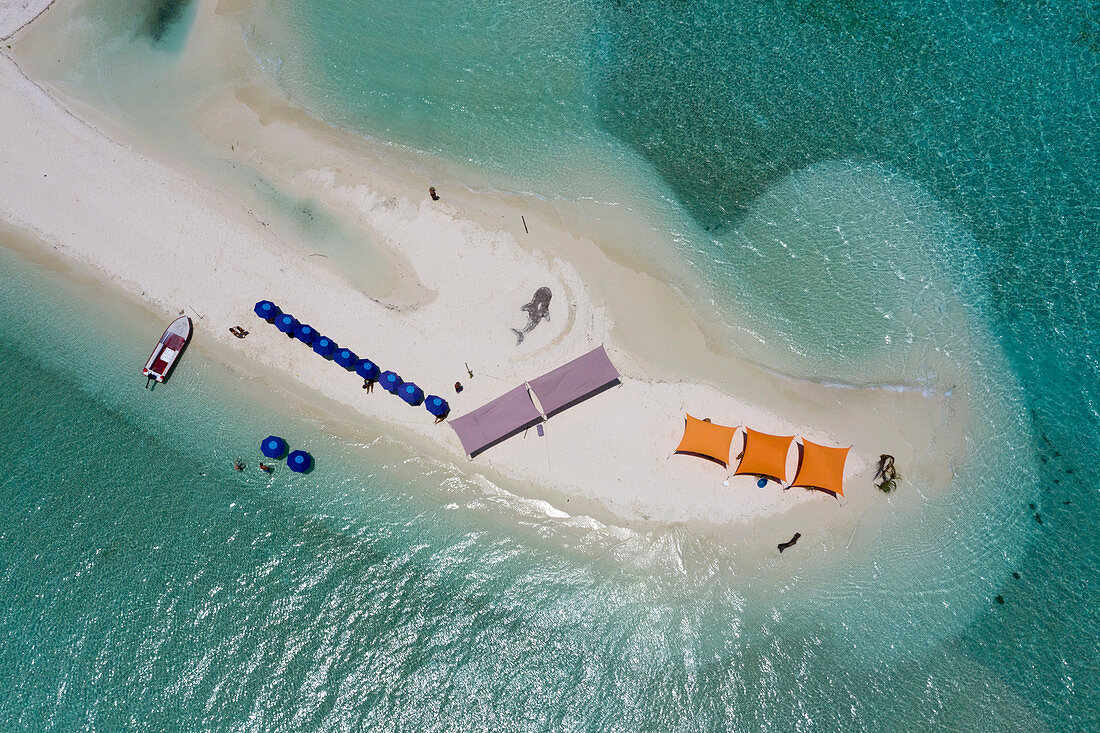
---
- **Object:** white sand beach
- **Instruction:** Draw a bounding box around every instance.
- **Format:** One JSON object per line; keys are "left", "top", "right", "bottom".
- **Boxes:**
{"left": 0, "top": 0, "right": 52, "bottom": 38}
{"left": 0, "top": 0, "right": 970, "bottom": 552}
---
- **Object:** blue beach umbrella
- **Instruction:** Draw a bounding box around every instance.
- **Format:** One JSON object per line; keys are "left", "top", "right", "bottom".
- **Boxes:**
{"left": 424, "top": 395, "right": 449, "bottom": 418}
{"left": 293, "top": 323, "right": 317, "bottom": 346}
{"left": 333, "top": 347, "right": 359, "bottom": 370}
{"left": 313, "top": 336, "right": 337, "bottom": 358}
{"left": 253, "top": 300, "right": 280, "bottom": 321}
{"left": 260, "top": 436, "right": 288, "bottom": 459}
{"left": 399, "top": 382, "right": 424, "bottom": 405}
{"left": 380, "top": 371, "right": 403, "bottom": 394}
{"left": 275, "top": 313, "right": 299, "bottom": 334}
{"left": 287, "top": 450, "right": 313, "bottom": 473}
{"left": 355, "top": 358, "right": 380, "bottom": 381}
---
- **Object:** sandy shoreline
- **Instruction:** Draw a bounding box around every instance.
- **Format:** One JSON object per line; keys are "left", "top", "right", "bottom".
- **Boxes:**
{"left": 0, "top": 0, "right": 971, "bottom": 554}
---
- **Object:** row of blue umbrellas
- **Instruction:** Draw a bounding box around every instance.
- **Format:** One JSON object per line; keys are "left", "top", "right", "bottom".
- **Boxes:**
{"left": 260, "top": 435, "right": 313, "bottom": 473}
{"left": 254, "top": 300, "right": 450, "bottom": 419}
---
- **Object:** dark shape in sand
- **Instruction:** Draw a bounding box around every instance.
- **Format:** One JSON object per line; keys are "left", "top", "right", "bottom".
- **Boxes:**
{"left": 874, "top": 454, "right": 899, "bottom": 492}
{"left": 512, "top": 287, "right": 552, "bottom": 345}
{"left": 778, "top": 532, "right": 801, "bottom": 553}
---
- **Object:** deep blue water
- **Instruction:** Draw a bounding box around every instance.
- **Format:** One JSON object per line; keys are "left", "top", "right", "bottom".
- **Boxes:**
{"left": 3, "top": 0, "right": 1099, "bottom": 728}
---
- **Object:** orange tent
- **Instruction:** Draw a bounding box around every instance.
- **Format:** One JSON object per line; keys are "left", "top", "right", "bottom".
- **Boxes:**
{"left": 734, "top": 428, "right": 795, "bottom": 482}
{"left": 674, "top": 414, "right": 740, "bottom": 467}
{"left": 790, "top": 439, "right": 851, "bottom": 497}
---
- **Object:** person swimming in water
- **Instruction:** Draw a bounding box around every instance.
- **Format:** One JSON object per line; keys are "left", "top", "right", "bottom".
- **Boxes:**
{"left": 259, "top": 462, "right": 272, "bottom": 473}
{"left": 234, "top": 460, "right": 245, "bottom": 471}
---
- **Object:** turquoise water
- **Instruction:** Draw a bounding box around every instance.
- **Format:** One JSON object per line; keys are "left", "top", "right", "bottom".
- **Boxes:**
{"left": 3, "top": 0, "right": 1099, "bottom": 729}
{"left": 244, "top": 14, "right": 1099, "bottom": 730}
{"left": 0, "top": 244, "right": 1052, "bottom": 731}
{"left": 0, "top": 243, "right": 1041, "bottom": 730}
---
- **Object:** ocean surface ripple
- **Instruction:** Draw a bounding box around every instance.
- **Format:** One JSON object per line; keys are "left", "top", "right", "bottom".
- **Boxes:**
{"left": 2, "top": 0, "right": 1098, "bottom": 728}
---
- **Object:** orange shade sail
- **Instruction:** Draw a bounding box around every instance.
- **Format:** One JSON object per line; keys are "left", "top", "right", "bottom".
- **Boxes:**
{"left": 790, "top": 439, "right": 851, "bottom": 497}
{"left": 674, "top": 414, "right": 740, "bottom": 467}
{"left": 734, "top": 428, "right": 795, "bottom": 482}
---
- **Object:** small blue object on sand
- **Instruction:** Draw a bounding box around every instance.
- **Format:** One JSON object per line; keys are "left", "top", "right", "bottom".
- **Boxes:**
{"left": 380, "top": 371, "right": 403, "bottom": 394}
{"left": 399, "top": 382, "right": 424, "bottom": 405}
{"left": 757, "top": 477, "right": 768, "bottom": 488}
{"left": 424, "top": 395, "right": 449, "bottom": 418}
{"left": 334, "top": 348, "right": 359, "bottom": 370}
{"left": 253, "top": 300, "right": 280, "bottom": 321}
{"left": 293, "top": 323, "right": 317, "bottom": 346}
{"left": 275, "top": 313, "right": 299, "bottom": 334}
{"left": 355, "top": 359, "right": 380, "bottom": 381}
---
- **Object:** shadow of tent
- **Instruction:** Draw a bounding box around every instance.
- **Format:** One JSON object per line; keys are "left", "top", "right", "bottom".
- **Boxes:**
{"left": 467, "top": 417, "right": 545, "bottom": 459}
{"left": 792, "top": 485, "right": 840, "bottom": 499}
{"left": 673, "top": 449, "right": 729, "bottom": 469}
{"left": 540, "top": 379, "right": 621, "bottom": 419}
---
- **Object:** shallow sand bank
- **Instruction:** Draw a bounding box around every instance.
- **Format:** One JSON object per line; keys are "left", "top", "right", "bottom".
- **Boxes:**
{"left": 0, "top": 0, "right": 970, "bottom": 553}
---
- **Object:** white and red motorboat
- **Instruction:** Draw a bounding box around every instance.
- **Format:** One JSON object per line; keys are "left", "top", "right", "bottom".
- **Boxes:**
{"left": 142, "top": 315, "right": 192, "bottom": 384}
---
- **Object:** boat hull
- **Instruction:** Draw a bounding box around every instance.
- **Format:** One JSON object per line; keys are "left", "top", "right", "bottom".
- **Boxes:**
{"left": 142, "top": 315, "right": 192, "bottom": 382}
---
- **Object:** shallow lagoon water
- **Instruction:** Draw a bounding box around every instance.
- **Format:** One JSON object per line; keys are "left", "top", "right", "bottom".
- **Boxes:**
{"left": 2, "top": 0, "right": 1099, "bottom": 728}
{"left": 0, "top": 242, "right": 1039, "bottom": 731}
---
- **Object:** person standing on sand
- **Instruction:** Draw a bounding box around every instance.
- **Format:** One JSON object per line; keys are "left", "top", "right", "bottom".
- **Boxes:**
{"left": 429, "top": 186, "right": 440, "bottom": 201}
{"left": 362, "top": 378, "right": 374, "bottom": 393}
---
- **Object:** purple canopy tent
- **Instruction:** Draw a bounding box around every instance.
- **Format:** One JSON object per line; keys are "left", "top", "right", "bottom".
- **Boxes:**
{"left": 526, "top": 346, "right": 620, "bottom": 418}
{"left": 448, "top": 385, "right": 543, "bottom": 457}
